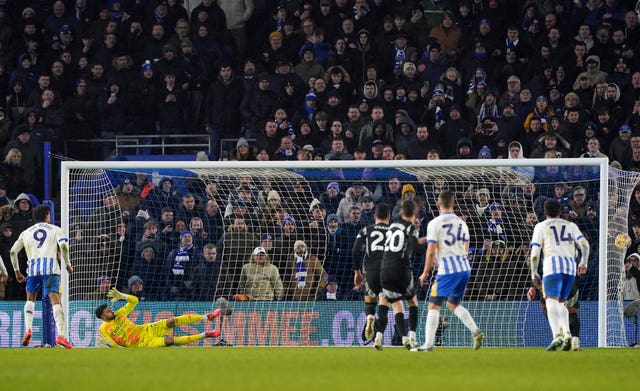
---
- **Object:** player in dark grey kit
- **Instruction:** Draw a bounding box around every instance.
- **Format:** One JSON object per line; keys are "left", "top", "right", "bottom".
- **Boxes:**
{"left": 376, "top": 200, "right": 424, "bottom": 350}
{"left": 353, "top": 203, "right": 391, "bottom": 344}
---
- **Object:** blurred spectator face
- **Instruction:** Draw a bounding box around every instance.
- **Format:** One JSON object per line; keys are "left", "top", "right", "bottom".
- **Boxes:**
{"left": 142, "top": 247, "right": 155, "bottom": 261}
{"left": 203, "top": 246, "right": 217, "bottom": 262}
{"left": 331, "top": 139, "right": 345, "bottom": 152}
{"left": 257, "top": 149, "right": 270, "bottom": 161}
{"left": 342, "top": 18, "right": 355, "bottom": 34}
{"left": 544, "top": 137, "right": 558, "bottom": 151}
{"left": 176, "top": 220, "right": 186, "bottom": 233}
{"left": 530, "top": 119, "right": 542, "bottom": 132}
{"left": 347, "top": 107, "right": 360, "bottom": 121}
{"left": 525, "top": 212, "right": 537, "bottom": 227}
{"left": 294, "top": 241, "right": 307, "bottom": 255}
{"left": 565, "top": 110, "right": 579, "bottom": 123}
{"left": 382, "top": 146, "right": 395, "bottom": 160}
{"left": 327, "top": 186, "right": 338, "bottom": 198}
{"left": 587, "top": 138, "right": 600, "bottom": 153}
{"left": 596, "top": 27, "right": 609, "bottom": 43}
{"left": 283, "top": 220, "right": 296, "bottom": 234}
{"left": 596, "top": 110, "right": 610, "bottom": 123}
{"left": 53, "top": 1, "right": 65, "bottom": 17}
{"left": 2, "top": 225, "right": 12, "bottom": 238}
{"left": 572, "top": 189, "right": 586, "bottom": 205}
{"left": 416, "top": 126, "right": 428, "bottom": 141}
{"left": 427, "top": 150, "right": 440, "bottom": 159}
{"left": 631, "top": 136, "right": 640, "bottom": 149}
{"left": 314, "top": 78, "right": 326, "bottom": 92}
{"left": 330, "top": 121, "right": 343, "bottom": 135}
{"left": 280, "top": 136, "right": 294, "bottom": 151}
{"left": 205, "top": 200, "right": 219, "bottom": 215}
{"left": 38, "top": 75, "right": 50, "bottom": 88}
{"left": 348, "top": 207, "right": 361, "bottom": 223}
{"left": 151, "top": 24, "right": 165, "bottom": 39}
{"left": 91, "top": 63, "right": 104, "bottom": 78}
{"left": 182, "top": 195, "right": 195, "bottom": 210}
{"left": 18, "top": 199, "right": 30, "bottom": 211}
{"left": 611, "top": 29, "right": 625, "bottom": 44}
{"left": 51, "top": 61, "right": 64, "bottom": 76}
{"left": 161, "top": 210, "right": 174, "bottom": 222}
{"left": 265, "top": 121, "right": 277, "bottom": 136}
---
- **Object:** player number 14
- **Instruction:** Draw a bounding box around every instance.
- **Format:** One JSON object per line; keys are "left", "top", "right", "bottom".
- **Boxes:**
{"left": 549, "top": 225, "right": 572, "bottom": 245}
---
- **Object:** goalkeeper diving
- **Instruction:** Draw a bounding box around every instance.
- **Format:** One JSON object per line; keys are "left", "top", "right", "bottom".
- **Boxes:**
{"left": 95, "top": 288, "right": 221, "bottom": 347}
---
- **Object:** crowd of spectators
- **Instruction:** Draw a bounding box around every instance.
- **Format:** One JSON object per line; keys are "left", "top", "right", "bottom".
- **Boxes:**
{"left": 1, "top": 0, "right": 640, "bottom": 302}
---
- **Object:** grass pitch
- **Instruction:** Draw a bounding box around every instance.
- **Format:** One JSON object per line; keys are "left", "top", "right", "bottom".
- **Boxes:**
{"left": 4, "top": 347, "right": 637, "bottom": 390}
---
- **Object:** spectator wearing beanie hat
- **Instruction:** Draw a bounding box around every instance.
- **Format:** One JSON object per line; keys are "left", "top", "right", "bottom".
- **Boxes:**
{"left": 319, "top": 182, "right": 342, "bottom": 215}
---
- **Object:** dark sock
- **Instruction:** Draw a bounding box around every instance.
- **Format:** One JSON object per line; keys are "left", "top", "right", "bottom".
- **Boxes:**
{"left": 395, "top": 312, "right": 406, "bottom": 337}
{"left": 569, "top": 312, "right": 580, "bottom": 337}
{"left": 378, "top": 305, "right": 389, "bottom": 333}
{"left": 365, "top": 302, "right": 376, "bottom": 317}
{"left": 409, "top": 306, "right": 418, "bottom": 333}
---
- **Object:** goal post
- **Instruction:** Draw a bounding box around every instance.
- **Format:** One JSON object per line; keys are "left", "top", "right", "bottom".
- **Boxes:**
{"left": 60, "top": 158, "right": 629, "bottom": 347}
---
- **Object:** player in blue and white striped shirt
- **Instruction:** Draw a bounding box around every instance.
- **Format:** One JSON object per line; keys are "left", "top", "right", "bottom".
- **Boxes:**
{"left": 11, "top": 205, "right": 74, "bottom": 348}
{"left": 413, "top": 190, "right": 483, "bottom": 352}
{"left": 530, "top": 198, "right": 589, "bottom": 351}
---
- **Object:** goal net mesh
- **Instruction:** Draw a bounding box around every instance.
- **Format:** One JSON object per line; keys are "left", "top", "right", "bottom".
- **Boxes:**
{"left": 62, "top": 161, "right": 631, "bottom": 347}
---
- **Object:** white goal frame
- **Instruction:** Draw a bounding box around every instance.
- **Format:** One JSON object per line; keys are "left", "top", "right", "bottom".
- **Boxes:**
{"left": 61, "top": 158, "right": 613, "bottom": 347}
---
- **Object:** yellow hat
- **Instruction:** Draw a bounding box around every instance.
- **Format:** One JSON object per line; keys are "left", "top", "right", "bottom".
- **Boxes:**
{"left": 402, "top": 184, "right": 416, "bottom": 198}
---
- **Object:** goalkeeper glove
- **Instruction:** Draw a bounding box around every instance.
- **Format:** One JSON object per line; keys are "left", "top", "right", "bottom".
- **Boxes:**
{"left": 107, "top": 287, "right": 128, "bottom": 302}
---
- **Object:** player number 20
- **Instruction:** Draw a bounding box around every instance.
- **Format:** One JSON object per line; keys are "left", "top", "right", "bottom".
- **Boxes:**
{"left": 384, "top": 230, "right": 405, "bottom": 252}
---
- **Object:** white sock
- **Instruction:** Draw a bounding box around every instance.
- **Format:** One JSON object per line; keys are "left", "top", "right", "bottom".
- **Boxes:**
{"left": 425, "top": 309, "right": 439, "bottom": 348}
{"left": 408, "top": 330, "right": 416, "bottom": 340}
{"left": 454, "top": 305, "right": 479, "bottom": 334}
{"left": 24, "top": 301, "right": 35, "bottom": 331}
{"left": 53, "top": 304, "right": 66, "bottom": 338}
{"left": 557, "top": 303, "right": 571, "bottom": 337}
{"left": 375, "top": 331, "right": 383, "bottom": 340}
{"left": 545, "top": 298, "right": 561, "bottom": 337}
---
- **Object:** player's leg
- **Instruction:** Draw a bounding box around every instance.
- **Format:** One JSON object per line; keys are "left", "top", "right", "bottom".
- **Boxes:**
{"left": 363, "top": 295, "right": 377, "bottom": 342}
{"left": 45, "top": 275, "right": 73, "bottom": 348}
{"left": 167, "top": 329, "right": 222, "bottom": 346}
{"left": 406, "top": 295, "right": 419, "bottom": 348}
{"left": 166, "top": 309, "right": 222, "bottom": 328}
{"left": 542, "top": 274, "right": 564, "bottom": 350}
{"left": 375, "top": 295, "right": 391, "bottom": 350}
{"left": 558, "top": 274, "right": 576, "bottom": 351}
{"left": 22, "top": 277, "right": 42, "bottom": 346}
{"left": 446, "top": 272, "right": 482, "bottom": 349}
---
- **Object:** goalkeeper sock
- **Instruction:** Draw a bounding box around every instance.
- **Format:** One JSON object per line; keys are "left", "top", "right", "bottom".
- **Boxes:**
{"left": 425, "top": 309, "right": 439, "bottom": 348}
{"left": 569, "top": 312, "right": 580, "bottom": 337}
{"left": 174, "top": 333, "right": 204, "bottom": 345}
{"left": 408, "top": 306, "right": 418, "bottom": 333}
{"left": 53, "top": 304, "right": 66, "bottom": 338}
{"left": 377, "top": 305, "right": 389, "bottom": 333}
{"left": 174, "top": 314, "right": 205, "bottom": 326}
{"left": 454, "top": 305, "right": 479, "bottom": 335}
{"left": 365, "top": 302, "right": 376, "bottom": 317}
{"left": 24, "top": 301, "right": 35, "bottom": 331}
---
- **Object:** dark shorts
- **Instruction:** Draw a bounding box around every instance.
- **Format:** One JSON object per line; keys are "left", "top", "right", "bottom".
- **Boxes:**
{"left": 380, "top": 268, "right": 415, "bottom": 303}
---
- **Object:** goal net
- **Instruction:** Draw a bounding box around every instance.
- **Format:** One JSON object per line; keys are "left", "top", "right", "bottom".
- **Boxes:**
{"left": 60, "top": 158, "right": 629, "bottom": 347}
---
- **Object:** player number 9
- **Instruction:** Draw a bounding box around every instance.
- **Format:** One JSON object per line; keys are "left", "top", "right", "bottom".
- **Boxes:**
{"left": 33, "top": 229, "right": 48, "bottom": 248}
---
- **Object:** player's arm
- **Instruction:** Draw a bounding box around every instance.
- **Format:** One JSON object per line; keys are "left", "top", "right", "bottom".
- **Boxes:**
{"left": 9, "top": 236, "right": 25, "bottom": 282}
{"left": 530, "top": 245, "right": 542, "bottom": 287}
{"left": 352, "top": 229, "right": 366, "bottom": 288}
{"left": 108, "top": 288, "right": 139, "bottom": 315}
{"left": 419, "top": 241, "right": 437, "bottom": 287}
{"left": 96, "top": 328, "right": 118, "bottom": 348}
{"left": 0, "top": 254, "right": 7, "bottom": 282}
{"left": 574, "top": 225, "right": 590, "bottom": 275}
{"left": 57, "top": 236, "right": 73, "bottom": 274}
